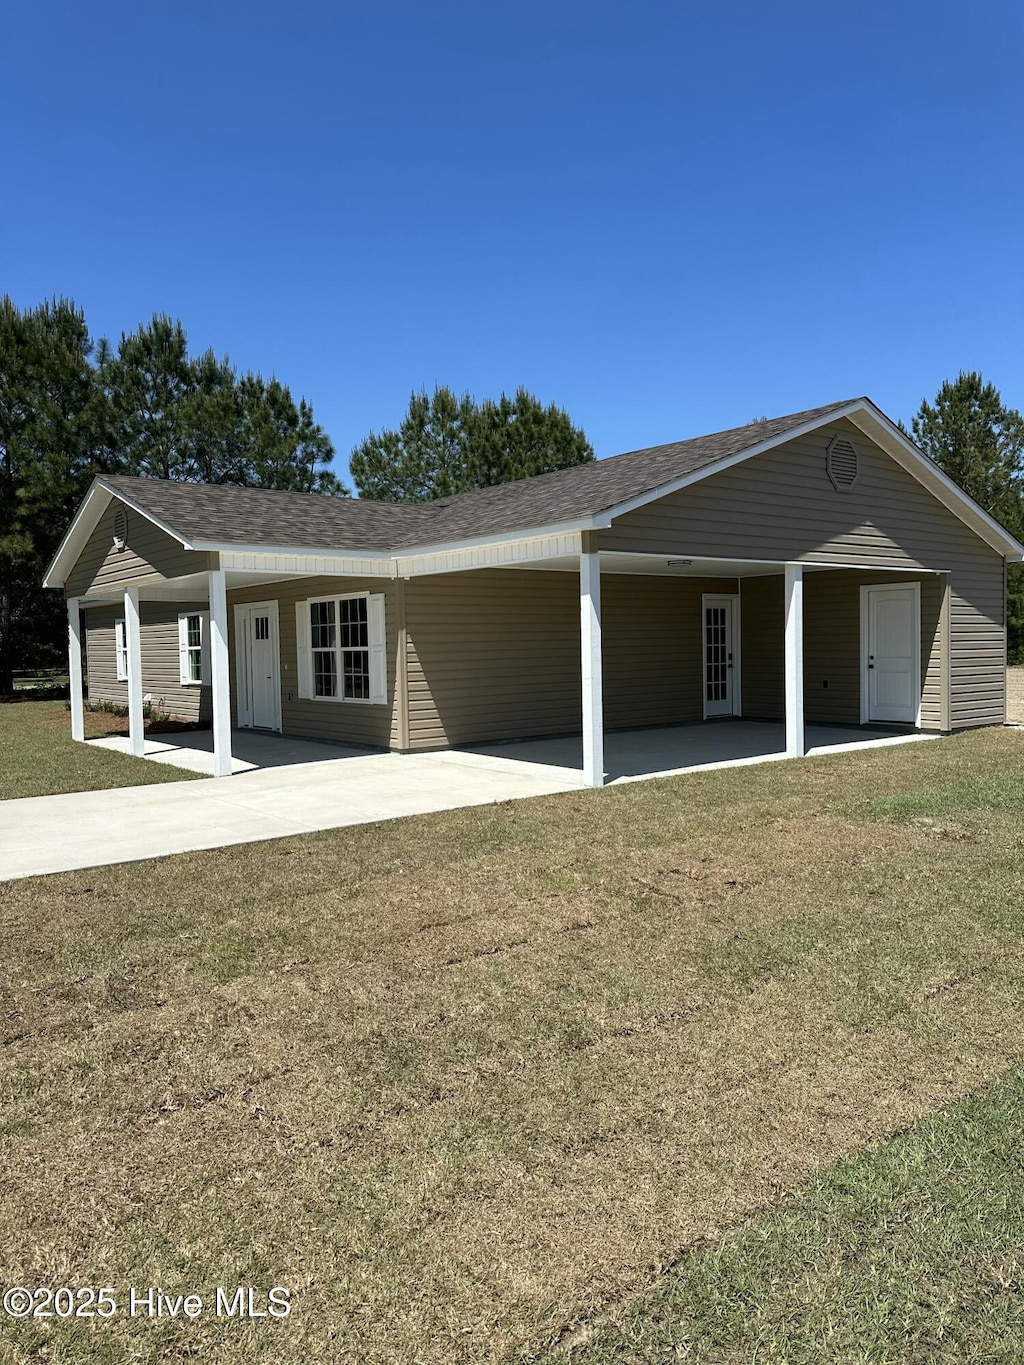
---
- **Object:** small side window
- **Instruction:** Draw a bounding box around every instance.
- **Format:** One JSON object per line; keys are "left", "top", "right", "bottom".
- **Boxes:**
{"left": 178, "top": 612, "right": 208, "bottom": 685}
{"left": 115, "top": 619, "right": 128, "bottom": 682}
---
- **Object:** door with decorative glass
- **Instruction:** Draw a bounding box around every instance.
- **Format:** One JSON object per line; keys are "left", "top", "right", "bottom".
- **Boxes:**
{"left": 702, "top": 594, "right": 740, "bottom": 718}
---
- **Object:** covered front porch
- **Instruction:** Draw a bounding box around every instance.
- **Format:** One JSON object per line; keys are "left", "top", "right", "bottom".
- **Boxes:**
{"left": 87, "top": 717, "right": 935, "bottom": 784}
{"left": 65, "top": 544, "right": 949, "bottom": 786}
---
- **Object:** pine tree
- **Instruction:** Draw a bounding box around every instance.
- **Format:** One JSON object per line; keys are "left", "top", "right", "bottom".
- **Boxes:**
{"left": 351, "top": 385, "right": 593, "bottom": 501}
{"left": 911, "top": 372, "right": 1024, "bottom": 532}
{"left": 0, "top": 297, "right": 95, "bottom": 691}
{"left": 910, "top": 372, "right": 1024, "bottom": 661}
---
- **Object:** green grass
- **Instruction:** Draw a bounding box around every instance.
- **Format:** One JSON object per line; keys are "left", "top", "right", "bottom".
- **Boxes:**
{"left": 0, "top": 699, "right": 199, "bottom": 799}
{"left": 542, "top": 1068, "right": 1024, "bottom": 1363}
{"left": 2, "top": 726, "right": 1024, "bottom": 1362}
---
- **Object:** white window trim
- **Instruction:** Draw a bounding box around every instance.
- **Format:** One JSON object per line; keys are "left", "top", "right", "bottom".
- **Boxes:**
{"left": 297, "top": 591, "right": 387, "bottom": 706}
{"left": 115, "top": 618, "right": 128, "bottom": 682}
{"left": 178, "top": 610, "right": 211, "bottom": 686}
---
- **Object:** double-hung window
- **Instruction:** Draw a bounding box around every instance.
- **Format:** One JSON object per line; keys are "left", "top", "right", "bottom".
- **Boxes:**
{"left": 298, "top": 593, "right": 386, "bottom": 704}
{"left": 115, "top": 619, "right": 128, "bottom": 682}
{"left": 177, "top": 611, "right": 209, "bottom": 685}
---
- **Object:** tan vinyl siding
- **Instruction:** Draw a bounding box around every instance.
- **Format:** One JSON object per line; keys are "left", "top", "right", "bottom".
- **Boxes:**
{"left": 738, "top": 576, "right": 784, "bottom": 720}
{"left": 950, "top": 559, "right": 1006, "bottom": 728}
{"left": 603, "top": 574, "right": 737, "bottom": 729}
{"left": 404, "top": 568, "right": 738, "bottom": 749}
{"left": 600, "top": 418, "right": 1005, "bottom": 729}
{"left": 84, "top": 603, "right": 211, "bottom": 722}
{"left": 405, "top": 569, "right": 579, "bottom": 748}
{"left": 803, "top": 570, "right": 943, "bottom": 729}
{"left": 66, "top": 499, "right": 203, "bottom": 597}
{"left": 227, "top": 578, "right": 399, "bottom": 749}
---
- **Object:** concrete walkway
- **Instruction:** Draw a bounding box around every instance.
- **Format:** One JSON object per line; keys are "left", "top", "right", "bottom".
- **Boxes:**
{"left": 0, "top": 742, "right": 584, "bottom": 881}
{"left": 0, "top": 722, "right": 934, "bottom": 882}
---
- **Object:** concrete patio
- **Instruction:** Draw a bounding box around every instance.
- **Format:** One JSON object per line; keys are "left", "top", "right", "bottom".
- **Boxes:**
{"left": 0, "top": 721, "right": 935, "bottom": 881}
{"left": 90, "top": 719, "right": 933, "bottom": 783}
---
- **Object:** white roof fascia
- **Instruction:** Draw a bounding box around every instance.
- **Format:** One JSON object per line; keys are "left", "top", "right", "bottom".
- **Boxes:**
{"left": 43, "top": 482, "right": 111, "bottom": 587}
{"left": 387, "top": 514, "right": 609, "bottom": 561}
{"left": 195, "top": 515, "right": 607, "bottom": 565}
{"left": 194, "top": 539, "right": 393, "bottom": 560}
{"left": 394, "top": 530, "right": 586, "bottom": 578}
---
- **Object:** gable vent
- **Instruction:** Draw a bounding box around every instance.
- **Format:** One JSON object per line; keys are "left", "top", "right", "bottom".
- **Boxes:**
{"left": 826, "top": 434, "right": 859, "bottom": 490}
{"left": 112, "top": 507, "right": 128, "bottom": 552}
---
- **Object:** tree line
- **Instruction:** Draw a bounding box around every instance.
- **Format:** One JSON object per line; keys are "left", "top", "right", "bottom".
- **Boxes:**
{"left": 0, "top": 297, "right": 595, "bottom": 691}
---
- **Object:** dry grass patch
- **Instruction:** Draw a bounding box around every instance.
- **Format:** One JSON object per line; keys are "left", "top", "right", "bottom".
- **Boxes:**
{"left": 2, "top": 728, "right": 1024, "bottom": 1361}
{"left": 0, "top": 700, "right": 196, "bottom": 800}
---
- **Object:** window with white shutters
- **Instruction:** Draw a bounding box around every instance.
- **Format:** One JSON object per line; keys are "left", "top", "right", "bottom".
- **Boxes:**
{"left": 298, "top": 593, "right": 387, "bottom": 705}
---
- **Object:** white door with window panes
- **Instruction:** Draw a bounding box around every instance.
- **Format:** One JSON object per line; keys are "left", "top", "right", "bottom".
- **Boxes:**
{"left": 702, "top": 594, "right": 740, "bottom": 718}
{"left": 234, "top": 601, "right": 281, "bottom": 730}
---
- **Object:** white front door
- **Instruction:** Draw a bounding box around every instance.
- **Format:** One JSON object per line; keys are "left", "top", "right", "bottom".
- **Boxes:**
{"left": 702, "top": 594, "right": 740, "bottom": 718}
{"left": 864, "top": 585, "right": 919, "bottom": 724}
{"left": 235, "top": 601, "right": 281, "bottom": 731}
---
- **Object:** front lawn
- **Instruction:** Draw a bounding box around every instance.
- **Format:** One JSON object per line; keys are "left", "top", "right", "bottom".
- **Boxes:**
{"left": 0, "top": 700, "right": 197, "bottom": 800}
{"left": 545, "top": 1064, "right": 1024, "bottom": 1362}
{"left": 2, "top": 728, "right": 1024, "bottom": 1362}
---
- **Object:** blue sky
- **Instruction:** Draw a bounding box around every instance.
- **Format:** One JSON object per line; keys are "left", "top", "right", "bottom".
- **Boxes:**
{"left": 5, "top": 1, "right": 1022, "bottom": 485}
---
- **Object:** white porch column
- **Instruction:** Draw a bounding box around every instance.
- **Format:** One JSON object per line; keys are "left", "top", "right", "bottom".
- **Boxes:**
{"left": 784, "top": 562, "right": 805, "bottom": 758}
{"left": 208, "top": 568, "right": 233, "bottom": 778}
{"left": 67, "top": 597, "right": 85, "bottom": 742}
{"left": 124, "top": 586, "right": 145, "bottom": 757}
{"left": 580, "top": 534, "right": 605, "bottom": 788}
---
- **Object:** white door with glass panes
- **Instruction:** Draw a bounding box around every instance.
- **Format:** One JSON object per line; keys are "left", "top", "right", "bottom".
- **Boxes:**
{"left": 235, "top": 601, "right": 281, "bottom": 730}
{"left": 702, "top": 594, "right": 740, "bottom": 718}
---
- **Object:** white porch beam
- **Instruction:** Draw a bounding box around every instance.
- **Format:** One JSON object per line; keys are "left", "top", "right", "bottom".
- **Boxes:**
{"left": 67, "top": 597, "right": 85, "bottom": 743}
{"left": 208, "top": 568, "right": 233, "bottom": 778}
{"left": 784, "top": 563, "right": 805, "bottom": 758}
{"left": 124, "top": 586, "right": 145, "bottom": 757}
{"left": 580, "top": 538, "right": 605, "bottom": 788}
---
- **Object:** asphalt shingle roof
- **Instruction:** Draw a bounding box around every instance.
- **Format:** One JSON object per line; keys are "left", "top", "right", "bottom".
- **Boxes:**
{"left": 103, "top": 399, "right": 860, "bottom": 554}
